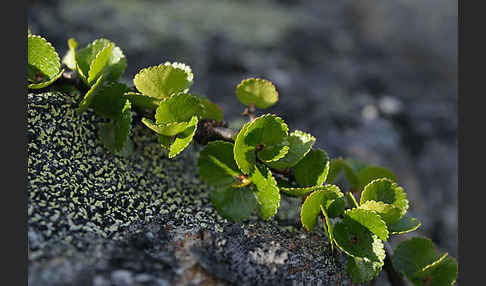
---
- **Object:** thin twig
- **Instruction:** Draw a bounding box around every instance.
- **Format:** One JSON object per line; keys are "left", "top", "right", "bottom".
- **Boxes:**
{"left": 383, "top": 242, "right": 407, "bottom": 286}
{"left": 242, "top": 103, "right": 256, "bottom": 122}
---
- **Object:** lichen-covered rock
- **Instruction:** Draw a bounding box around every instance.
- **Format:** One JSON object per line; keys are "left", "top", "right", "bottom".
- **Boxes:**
{"left": 28, "top": 90, "right": 350, "bottom": 285}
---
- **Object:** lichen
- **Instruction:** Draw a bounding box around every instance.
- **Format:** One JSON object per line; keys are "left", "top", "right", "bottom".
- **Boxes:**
{"left": 28, "top": 90, "right": 349, "bottom": 285}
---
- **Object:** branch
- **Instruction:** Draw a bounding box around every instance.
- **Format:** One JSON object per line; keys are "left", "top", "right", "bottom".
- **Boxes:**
{"left": 194, "top": 119, "right": 238, "bottom": 145}
{"left": 383, "top": 242, "right": 407, "bottom": 286}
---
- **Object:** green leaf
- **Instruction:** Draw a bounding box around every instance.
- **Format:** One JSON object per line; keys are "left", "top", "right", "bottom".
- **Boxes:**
{"left": 257, "top": 144, "right": 289, "bottom": 162}
{"left": 249, "top": 164, "right": 280, "bottom": 220}
{"left": 155, "top": 93, "right": 205, "bottom": 124}
{"left": 360, "top": 178, "right": 409, "bottom": 221}
{"left": 166, "top": 116, "right": 199, "bottom": 158}
{"left": 75, "top": 38, "right": 126, "bottom": 85}
{"left": 197, "top": 141, "right": 242, "bottom": 186}
{"left": 236, "top": 78, "right": 279, "bottom": 109}
{"left": 98, "top": 112, "right": 133, "bottom": 156}
{"left": 279, "top": 185, "right": 324, "bottom": 197}
{"left": 133, "top": 64, "right": 189, "bottom": 99}
{"left": 87, "top": 43, "right": 114, "bottom": 85}
{"left": 210, "top": 186, "right": 257, "bottom": 222}
{"left": 103, "top": 44, "right": 127, "bottom": 83}
{"left": 359, "top": 200, "right": 403, "bottom": 225}
{"left": 91, "top": 82, "right": 129, "bottom": 120}
{"left": 28, "top": 35, "right": 61, "bottom": 81}
{"left": 392, "top": 237, "right": 443, "bottom": 279}
{"left": 265, "top": 130, "right": 316, "bottom": 171}
{"left": 28, "top": 69, "right": 64, "bottom": 90}
{"left": 158, "top": 134, "right": 174, "bottom": 149}
{"left": 62, "top": 38, "right": 78, "bottom": 70}
{"left": 163, "top": 61, "right": 194, "bottom": 89}
{"left": 389, "top": 216, "right": 421, "bottom": 234}
{"left": 326, "top": 158, "right": 359, "bottom": 189}
{"left": 195, "top": 95, "right": 224, "bottom": 121}
{"left": 124, "top": 92, "right": 161, "bottom": 110}
{"left": 233, "top": 114, "right": 288, "bottom": 174}
{"left": 98, "top": 123, "right": 117, "bottom": 152}
{"left": 410, "top": 256, "right": 458, "bottom": 286}
{"left": 347, "top": 256, "right": 384, "bottom": 283}
{"left": 114, "top": 100, "right": 133, "bottom": 152}
{"left": 320, "top": 205, "right": 335, "bottom": 252}
{"left": 77, "top": 75, "right": 104, "bottom": 114}
{"left": 293, "top": 149, "right": 330, "bottom": 187}
{"left": 141, "top": 118, "right": 191, "bottom": 136}
{"left": 343, "top": 208, "right": 389, "bottom": 241}
{"left": 333, "top": 217, "right": 385, "bottom": 262}
{"left": 357, "top": 166, "right": 397, "bottom": 191}
{"left": 75, "top": 38, "right": 110, "bottom": 81}
{"left": 300, "top": 185, "right": 345, "bottom": 231}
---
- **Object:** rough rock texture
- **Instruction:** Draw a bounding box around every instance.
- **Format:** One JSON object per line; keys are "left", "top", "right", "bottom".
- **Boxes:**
{"left": 28, "top": 91, "right": 349, "bottom": 286}
{"left": 28, "top": 0, "right": 458, "bottom": 261}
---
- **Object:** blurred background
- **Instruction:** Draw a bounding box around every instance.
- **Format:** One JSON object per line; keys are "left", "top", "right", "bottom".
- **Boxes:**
{"left": 28, "top": 0, "right": 457, "bottom": 258}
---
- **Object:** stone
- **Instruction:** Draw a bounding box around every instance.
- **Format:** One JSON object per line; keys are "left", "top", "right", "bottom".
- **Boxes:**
{"left": 27, "top": 90, "right": 350, "bottom": 285}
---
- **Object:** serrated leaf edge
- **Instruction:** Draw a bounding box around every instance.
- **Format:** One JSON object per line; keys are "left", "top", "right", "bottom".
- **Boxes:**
{"left": 28, "top": 34, "right": 61, "bottom": 79}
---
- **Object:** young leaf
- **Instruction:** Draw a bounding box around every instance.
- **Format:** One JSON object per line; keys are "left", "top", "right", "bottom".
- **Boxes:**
{"left": 103, "top": 44, "right": 127, "bottom": 83}
{"left": 333, "top": 217, "right": 385, "bottom": 262}
{"left": 155, "top": 93, "right": 205, "bottom": 124}
{"left": 347, "top": 256, "right": 384, "bottom": 283}
{"left": 388, "top": 216, "right": 421, "bottom": 234}
{"left": 300, "top": 185, "right": 345, "bottom": 231}
{"left": 91, "top": 82, "right": 129, "bottom": 120}
{"left": 133, "top": 64, "right": 189, "bottom": 99}
{"left": 410, "top": 256, "right": 458, "bottom": 286}
{"left": 292, "top": 149, "right": 330, "bottom": 187}
{"left": 87, "top": 42, "right": 114, "bottom": 85}
{"left": 62, "top": 38, "right": 78, "bottom": 70}
{"left": 166, "top": 116, "right": 199, "bottom": 158}
{"left": 210, "top": 186, "right": 257, "bottom": 222}
{"left": 77, "top": 75, "right": 104, "bottom": 114}
{"left": 343, "top": 208, "right": 389, "bottom": 241}
{"left": 76, "top": 38, "right": 112, "bottom": 80}
{"left": 360, "top": 178, "right": 409, "bottom": 221}
{"left": 74, "top": 38, "right": 126, "bottom": 85}
{"left": 265, "top": 130, "right": 316, "bottom": 171}
{"left": 359, "top": 200, "right": 403, "bottom": 225}
{"left": 234, "top": 114, "right": 288, "bottom": 174}
{"left": 249, "top": 164, "right": 280, "bottom": 220}
{"left": 141, "top": 118, "right": 191, "bottom": 137}
{"left": 392, "top": 237, "right": 443, "bottom": 279}
{"left": 197, "top": 141, "right": 242, "bottom": 186}
{"left": 28, "top": 35, "right": 61, "bottom": 81}
{"left": 236, "top": 78, "right": 279, "bottom": 109}
{"left": 357, "top": 166, "right": 397, "bottom": 191}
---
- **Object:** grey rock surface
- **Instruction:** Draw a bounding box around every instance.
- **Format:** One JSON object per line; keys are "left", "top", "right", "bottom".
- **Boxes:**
{"left": 28, "top": 0, "right": 458, "bottom": 260}
{"left": 28, "top": 91, "right": 350, "bottom": 286}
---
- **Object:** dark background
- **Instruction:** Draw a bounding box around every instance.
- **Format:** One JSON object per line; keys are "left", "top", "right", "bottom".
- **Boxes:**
{"left": 28, "top": 0, "right": 457, "bottom": 257}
